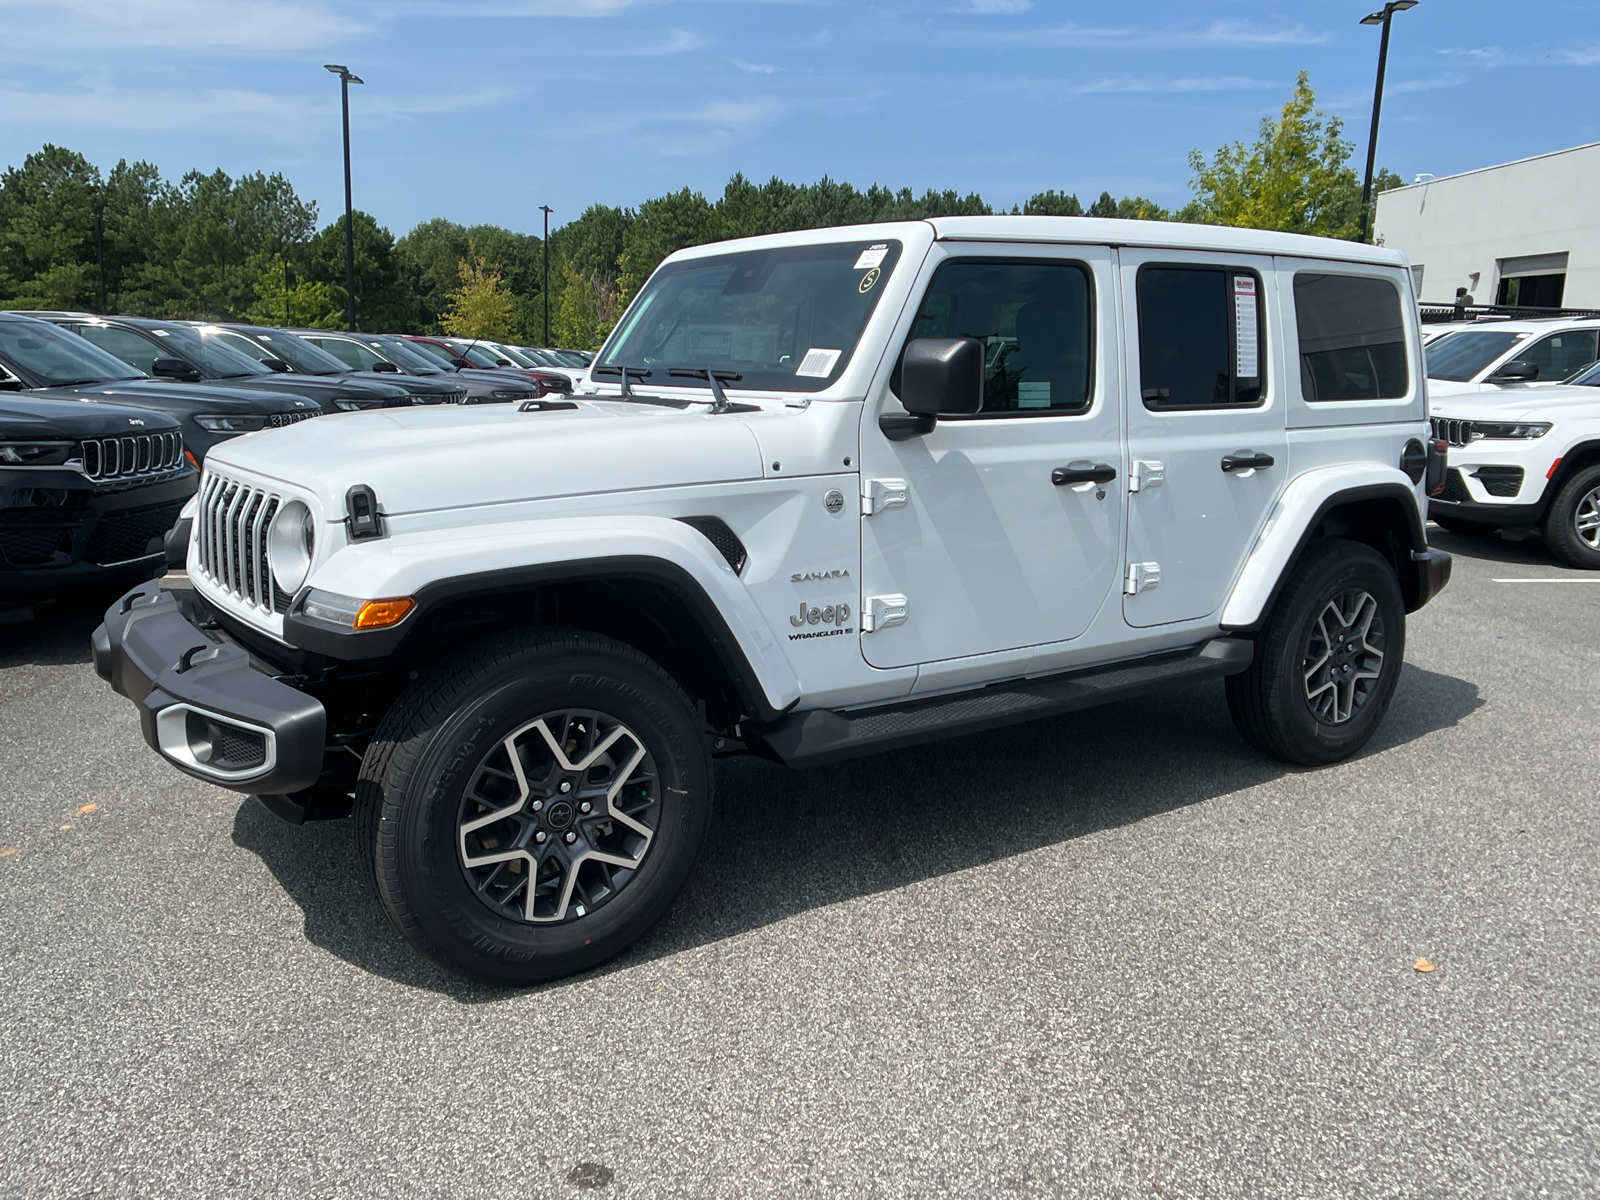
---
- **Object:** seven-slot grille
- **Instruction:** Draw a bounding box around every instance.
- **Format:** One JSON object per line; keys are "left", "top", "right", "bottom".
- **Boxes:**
{"left": 81, "top": 431, "right": 184, "bottom": 480}
{"left": 1430, "top": 418, "right": 1477, "bottom": 447}
{"left": 195, "top": 472, "right": 291, "bottom": 613}
{"left": 268, "top": 410, "right": 319, "bottom": 428}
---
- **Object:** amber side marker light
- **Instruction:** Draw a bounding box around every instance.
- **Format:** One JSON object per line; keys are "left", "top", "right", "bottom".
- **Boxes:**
{"left": 353, "top": 597, "right": 415, "bottom": 630}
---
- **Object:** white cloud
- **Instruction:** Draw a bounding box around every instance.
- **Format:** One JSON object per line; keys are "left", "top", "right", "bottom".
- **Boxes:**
{"left": 606, "top": 27, "right": 705, "bottom": 55}
{"left": 970, "top": 18, "right": 1326, "bottom": 50}
{"left": 0, "top": 0, "right": 363, "bottom": 52}
{"left": 1072, "top": 75, "right": 1277, "bottom": 95}
{"left": 1439, "top": 43, "right": 1600, "bottom": 67}
{"left": 958, "top": 0, "right": 1032, "bottom": 13}
{"left": 732, "top": 59, "right": 780, "bottom": 74}
{"left": 381, "top": 0, "right": 646, "bottom": 14}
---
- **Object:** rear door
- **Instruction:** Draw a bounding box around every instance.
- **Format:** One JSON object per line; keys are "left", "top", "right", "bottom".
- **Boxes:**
{"left": 1119, "top": 249, "right": 1288, "bottom": 628}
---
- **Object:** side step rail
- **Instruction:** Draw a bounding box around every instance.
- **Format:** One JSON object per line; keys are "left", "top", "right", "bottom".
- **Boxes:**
{"left": 747, "top": 637, "right": 1253, "bottom": 768}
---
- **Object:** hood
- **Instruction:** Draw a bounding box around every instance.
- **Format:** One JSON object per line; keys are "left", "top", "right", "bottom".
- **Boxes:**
{"left": 1429, "top": 384, "right": 1600, "bottom": 420}
{"left": 45, "top": 379, "right": 314, "bottom": 414}
{"left": 0, "top": 395, "right": 182, "bottom": 438}
{"left": 210, "top": 375, "right": 412, "bottom": 404}
{"left": 207, "top": 398, "right": 763, "bottom": 515}
{"left": 345, "top": 371, "right": 463, "bottom": 397}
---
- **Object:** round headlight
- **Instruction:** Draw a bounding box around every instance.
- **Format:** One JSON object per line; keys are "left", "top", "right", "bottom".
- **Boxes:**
{"left": 267, "top": 500, "right": 315, "bottom": 593}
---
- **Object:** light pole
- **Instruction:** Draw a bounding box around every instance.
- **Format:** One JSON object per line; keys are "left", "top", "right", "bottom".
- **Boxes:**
{"left": 539, "top": 204, "right": 553, "bottom": 347}
{"left": 324, "top": 64, "right": 364, "bottom": 329}
{"left": 1357, "top": 0, "right": 1417, "bottom": 244}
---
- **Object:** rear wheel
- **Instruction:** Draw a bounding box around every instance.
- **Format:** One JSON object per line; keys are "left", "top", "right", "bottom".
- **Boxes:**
{"left": 1227, "top": 539, "right": 1406, "bottom": 765}
{"left": 1542, "top": 464, "right": 1600, "bottom": 569}
{"left": 355, "top": 627, "right": 712, "bottom": 985}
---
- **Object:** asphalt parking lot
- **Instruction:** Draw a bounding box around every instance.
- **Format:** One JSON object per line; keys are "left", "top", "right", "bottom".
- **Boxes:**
{"left": 1, "top": 528, "right": 1597, "bottom": 1199}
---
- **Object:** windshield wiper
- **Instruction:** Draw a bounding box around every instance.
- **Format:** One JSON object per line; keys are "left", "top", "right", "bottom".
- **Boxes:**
{"left": 591, "top": 365, "right": 652, "bottom": 397}
{"left": 668, "top": 368, "right": 744, "bottom": 414}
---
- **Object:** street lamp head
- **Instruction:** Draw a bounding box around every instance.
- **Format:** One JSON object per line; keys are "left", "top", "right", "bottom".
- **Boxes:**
{"left": 1360, "top": 12, "right": 1386, "bottom": 23}
{"left": 1362, "top": 0, "right": 1417, "bottom": 21}
{"left": 323, "top": 64, "right": 364, "bottom": 83}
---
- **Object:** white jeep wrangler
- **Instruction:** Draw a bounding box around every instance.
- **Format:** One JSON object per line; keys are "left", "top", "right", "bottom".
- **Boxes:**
{"left": 94, "top": 217, "right": 1452, "bottom": 984}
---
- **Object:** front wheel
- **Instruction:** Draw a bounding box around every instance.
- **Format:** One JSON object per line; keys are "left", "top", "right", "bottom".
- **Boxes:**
{"left": 355, "top": 628, "right": 712, "bottom": 985}
{"left": 1542, "top": 464, "right": 1600, "bottom": 569}
{"left": 1227, "top": 539, "right": 1406, "bottom": 766}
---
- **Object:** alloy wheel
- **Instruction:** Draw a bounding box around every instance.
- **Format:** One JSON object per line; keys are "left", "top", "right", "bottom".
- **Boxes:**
{"left": 1575, "top": 486, "right": 1600, "bottom": 550}
{"left": 458, "top": 710, "right": 660, "bottom": 923}
{"left": 1302, "top": 589, "right": 1386, "bottom": 725}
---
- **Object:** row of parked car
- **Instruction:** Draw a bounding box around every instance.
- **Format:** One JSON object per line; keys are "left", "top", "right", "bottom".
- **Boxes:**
{"left": 0, "top": 310, "right": 594, "bottom": 619}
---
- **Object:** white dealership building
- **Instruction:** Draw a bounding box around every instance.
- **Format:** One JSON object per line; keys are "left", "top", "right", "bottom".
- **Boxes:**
{"left": 1374, "top": 140, "right": 1600, "bottom": 311}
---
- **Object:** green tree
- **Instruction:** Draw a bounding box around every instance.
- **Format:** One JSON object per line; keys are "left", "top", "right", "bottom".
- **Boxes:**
{"left": 244, "top": 255, "right": 340, "bottom": 328}
{"left": 1085, "top": 190, "right": 1169, "bottom": 220}
{"left": 1186, "top": 72, "right": 1375, "bottom": 238}
{"left": 440, "top": 243, "right": 516, "bottom": 340}
{"left": 1024, "top": 190, "right": 1083, "bottom": 216}
{"left": 0, "top": 144, "right": 102, "bottom": 309}
{"left": 305, "top": 211, "right": 425, "bottom": 332}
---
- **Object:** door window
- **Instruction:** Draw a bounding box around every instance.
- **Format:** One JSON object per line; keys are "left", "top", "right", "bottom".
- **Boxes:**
{"left": 312, "top": 337, "right": 383, "bottom": 371}
{"left": 900, "top": 259, "right": 1093, "bottom": 415}
{"left": 1137, "top": 265, "right": 1265, "bottom": 409}
{"left": 1293, "top": 273, "right": 1409, "bottom": 400}
{"left": 74, "top": 324, "right": 161, "bottom": 375}
{"left": 1516, "top": 329, "right": 1599, "bottom": 381}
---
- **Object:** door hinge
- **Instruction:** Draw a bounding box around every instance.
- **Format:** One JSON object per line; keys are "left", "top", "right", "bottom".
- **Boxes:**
{"left": 1124, "top": 562, "right": 1161, "bottom": 595}
{"left": 861, "top": 593, "right": 909, "bottom": 632}
{"left": 861, "top": 478, "right": 909, "bottom": 516}
{"left": 1128, "top": 460, "right": 1165, "bottom": 493}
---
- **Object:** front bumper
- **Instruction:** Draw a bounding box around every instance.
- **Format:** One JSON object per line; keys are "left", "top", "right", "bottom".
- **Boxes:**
{"left": 93, "top": 581, "right": 326, "bottom": 795}
{"left": 1412, "top": 547, "right": 1452, "bottom": 610}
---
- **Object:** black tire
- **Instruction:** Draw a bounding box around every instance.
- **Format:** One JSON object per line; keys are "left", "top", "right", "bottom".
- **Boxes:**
{"left": 355, "top": 627, "right": 712, "bottom": 985}
{"left": 1431, "top": 515, "right": 1493, "bottom": 537}
{"left": 1226, "top": 539, "right": 1406, "bottom": 766}
{"left": 1541, "top": 464, "right": 1600, "bottom": 570}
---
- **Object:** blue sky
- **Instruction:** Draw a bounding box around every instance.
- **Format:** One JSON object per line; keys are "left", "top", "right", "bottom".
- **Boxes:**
{"left": 1, "top": 0, "right": 1596, "bottom": 239}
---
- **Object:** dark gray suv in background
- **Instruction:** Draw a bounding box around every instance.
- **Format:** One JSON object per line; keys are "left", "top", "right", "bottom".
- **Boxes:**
{"left": 199, "top": 324, "right": 467, "bottom": 405}
{"left": 295, "top": 330, "right": 540, "bottom": 404}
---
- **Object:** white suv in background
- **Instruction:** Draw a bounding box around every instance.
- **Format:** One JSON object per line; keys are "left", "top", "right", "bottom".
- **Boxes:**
{"left": 1429, "top": 364, "right": 1600, "bottom": 567}
{"left": 1425, "top": 317, "right": 1600, "bottom": 395}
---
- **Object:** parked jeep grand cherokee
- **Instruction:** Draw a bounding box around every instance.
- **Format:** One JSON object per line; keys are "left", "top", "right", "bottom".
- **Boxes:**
{"left": 200, "top": 325, "right": 468, "bottom": 406}
{"left": 2, "top": 396, "right": 195, "bottom": 618}
{"left": 0, "top": 312, "right": 318, "bottom": 464}
{"left": 95, "top": 217, "right": 1449, "bottom": 985}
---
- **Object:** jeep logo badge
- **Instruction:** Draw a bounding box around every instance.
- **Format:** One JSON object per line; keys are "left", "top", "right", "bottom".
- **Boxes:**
{"left": 791, "top": 602, "right": 851, "bottom": 628}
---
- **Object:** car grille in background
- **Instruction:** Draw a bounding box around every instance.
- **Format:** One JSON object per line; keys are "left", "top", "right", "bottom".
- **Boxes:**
{"left": 268, "top": 410, "right": 319, "bottom": 428}
{"left": 195, "top": 473, "right": 292, "bottom": 613}
{"left": 83, "top": 500, "right": 187, "bottom": 565}
{"left": 1473, "top": 466, "right": 1525, "bottom": 498}
{"left": 81, "top": 431, "right": 184, "bottom": 480}
{"left": 1438, "top": 469, "right": 1471, "bottom": 504}
{"left": 0, "top": 528, "right": 69, "bottom": 566}
{"left": 1430, "top": 418, "right": 1483, "bottom": 447}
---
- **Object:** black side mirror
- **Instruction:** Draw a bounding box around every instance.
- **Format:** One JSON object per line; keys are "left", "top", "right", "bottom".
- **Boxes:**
{"left": 151, "top": 356, "right": 199, "bottom": 381}
{"left": 1488, "top": 360, "right": 1538, "bottom": 382}
{"left": 370, "top": 361, "right": 399, "bottom": 373}
{"left": 264, "top": 357, "right": 291, "bottom": 372}
{"left": 881, "top": 337, "right": 984, "bottom": 440}
{"left": 495, "top": 357, "right": 513, "bottom": 367}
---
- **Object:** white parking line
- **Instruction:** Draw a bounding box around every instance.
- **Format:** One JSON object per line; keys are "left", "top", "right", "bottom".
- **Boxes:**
{"left": 1491, "top": 577, "right": 1600, "bottom": 584}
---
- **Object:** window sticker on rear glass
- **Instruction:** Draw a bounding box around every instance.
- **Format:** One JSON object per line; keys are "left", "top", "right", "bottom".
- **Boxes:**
{"left": 853, "top": 244, "right": 890, "bottom": 271}
{"left": 1233, "top": 275, "right": 1259, "bottom": 378}
{"left": 795, "top": 347, "right": 842, "bottom": 378}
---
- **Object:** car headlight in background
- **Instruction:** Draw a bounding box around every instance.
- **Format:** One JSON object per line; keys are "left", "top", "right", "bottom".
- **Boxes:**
{"left": 0, "top": 440, "right": 75, "bottom": 466}
{"left": 194, "top": 415, "right": 267, "bottom": 432}
{"left": 1472, "top": 422, "right": 1551, "bottom": 439}
{"left": 492, "top": 390, "right": 539, "bottom": 401}
{"left": 267, "top": 499, "right": 316, "bottom": 593}
{"left": 333, "top": 397, "right": 384, "bottom": 411}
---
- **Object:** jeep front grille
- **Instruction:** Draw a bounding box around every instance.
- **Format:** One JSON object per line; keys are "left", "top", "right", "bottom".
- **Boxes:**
{"left": 195, "top": 472, "right": 292, "bottom": 613}
{"left": 1430, "top": 418, "right": 1479, "bottom": 447}
{"left": 268, "top": 410, "right": 319, "bottom": 428}
{"left": 81, "top": 431, "right": 184, "bottom": 480}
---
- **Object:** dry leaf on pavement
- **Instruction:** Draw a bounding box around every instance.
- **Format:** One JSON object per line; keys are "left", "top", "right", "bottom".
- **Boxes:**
{"left": 1413, "top": 957, "right": 1437, "bottom": 973}
{"left": 76, "top": 804, "right": 97, "bottom": 816}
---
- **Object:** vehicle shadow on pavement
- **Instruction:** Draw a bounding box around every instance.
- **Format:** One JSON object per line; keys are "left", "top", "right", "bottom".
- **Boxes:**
{"left": 230, "top": 664, "right": 1481, "bottom": 998}
{"left": 1425, "top": 525, "right": 1563, "bottom": 568}
{"left": 0, "top": 591, "right": 121, "bottom": 670}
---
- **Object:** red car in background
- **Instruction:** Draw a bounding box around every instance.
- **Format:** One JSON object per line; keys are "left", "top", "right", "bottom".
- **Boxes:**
{"left": 403, "top": 336, "right": 572, "bottom": 395}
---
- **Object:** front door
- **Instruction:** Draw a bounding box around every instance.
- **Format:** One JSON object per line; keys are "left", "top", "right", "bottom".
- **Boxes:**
{"left": 1118, "top": 249, "right": 1288, "bottom": 627}
{"left": 858, "top": 246, "right": 1124, "bottom": 669}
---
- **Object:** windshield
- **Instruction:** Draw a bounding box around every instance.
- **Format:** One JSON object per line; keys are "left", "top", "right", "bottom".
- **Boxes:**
{"left": 494, "top": 344, "right": 541, "bottom": 369}
{"left": 378, "top": 338, "right": 447, "bottom": 374}
{"left": 212, "top": 327, "right": 349, "bottom": 374}
{"left": 147, "top": 324, "right": 270, "bottom": 377}
{"left": 408, "top": 340, "right": 460, "bottom": 369}
{"left": 1424, "top": 330, "right": 1525, "bottom": 381}
{"left": 548, "top": 349, "right": 589, "bottom": 367}
{"left": 598, "top": 239, "right": 904, "bottom": 392}
{"left": 455, "top": 343, "right": 503, "bottom": 368}
{"left": 1567, "top": 360, "right": 1600, "bottom": 386}
{"left": 0, "top": 317, "right": 143, "bottom": 386}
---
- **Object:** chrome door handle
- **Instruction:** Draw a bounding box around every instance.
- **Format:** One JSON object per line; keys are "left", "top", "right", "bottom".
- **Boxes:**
{"left": 1052, "top": 462, "right": 1117, "bottom": 486}
{"left": 1221, "top": 451, "right": 1275, "bottom": 473}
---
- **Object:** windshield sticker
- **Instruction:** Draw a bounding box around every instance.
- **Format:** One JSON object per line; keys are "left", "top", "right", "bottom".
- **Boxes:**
{"left": 858, "top": 268, "right": 881, "bottom": 293}
{"left": 1018, "top": 380, "right": 1050, "bottom": 408}
{"left": 795, "top": 347, "right": 842, "bottom": 378}
{"left": 1233, "top": 275, "right": 1259, "bottom": 378}
{"left": 853, "top": 244, "right": 890, "bottom": 271}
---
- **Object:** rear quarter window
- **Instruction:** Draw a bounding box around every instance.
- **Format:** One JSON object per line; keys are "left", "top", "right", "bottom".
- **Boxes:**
{"left": 1293, "top": 273, "right": 1409, "bottom": 401}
